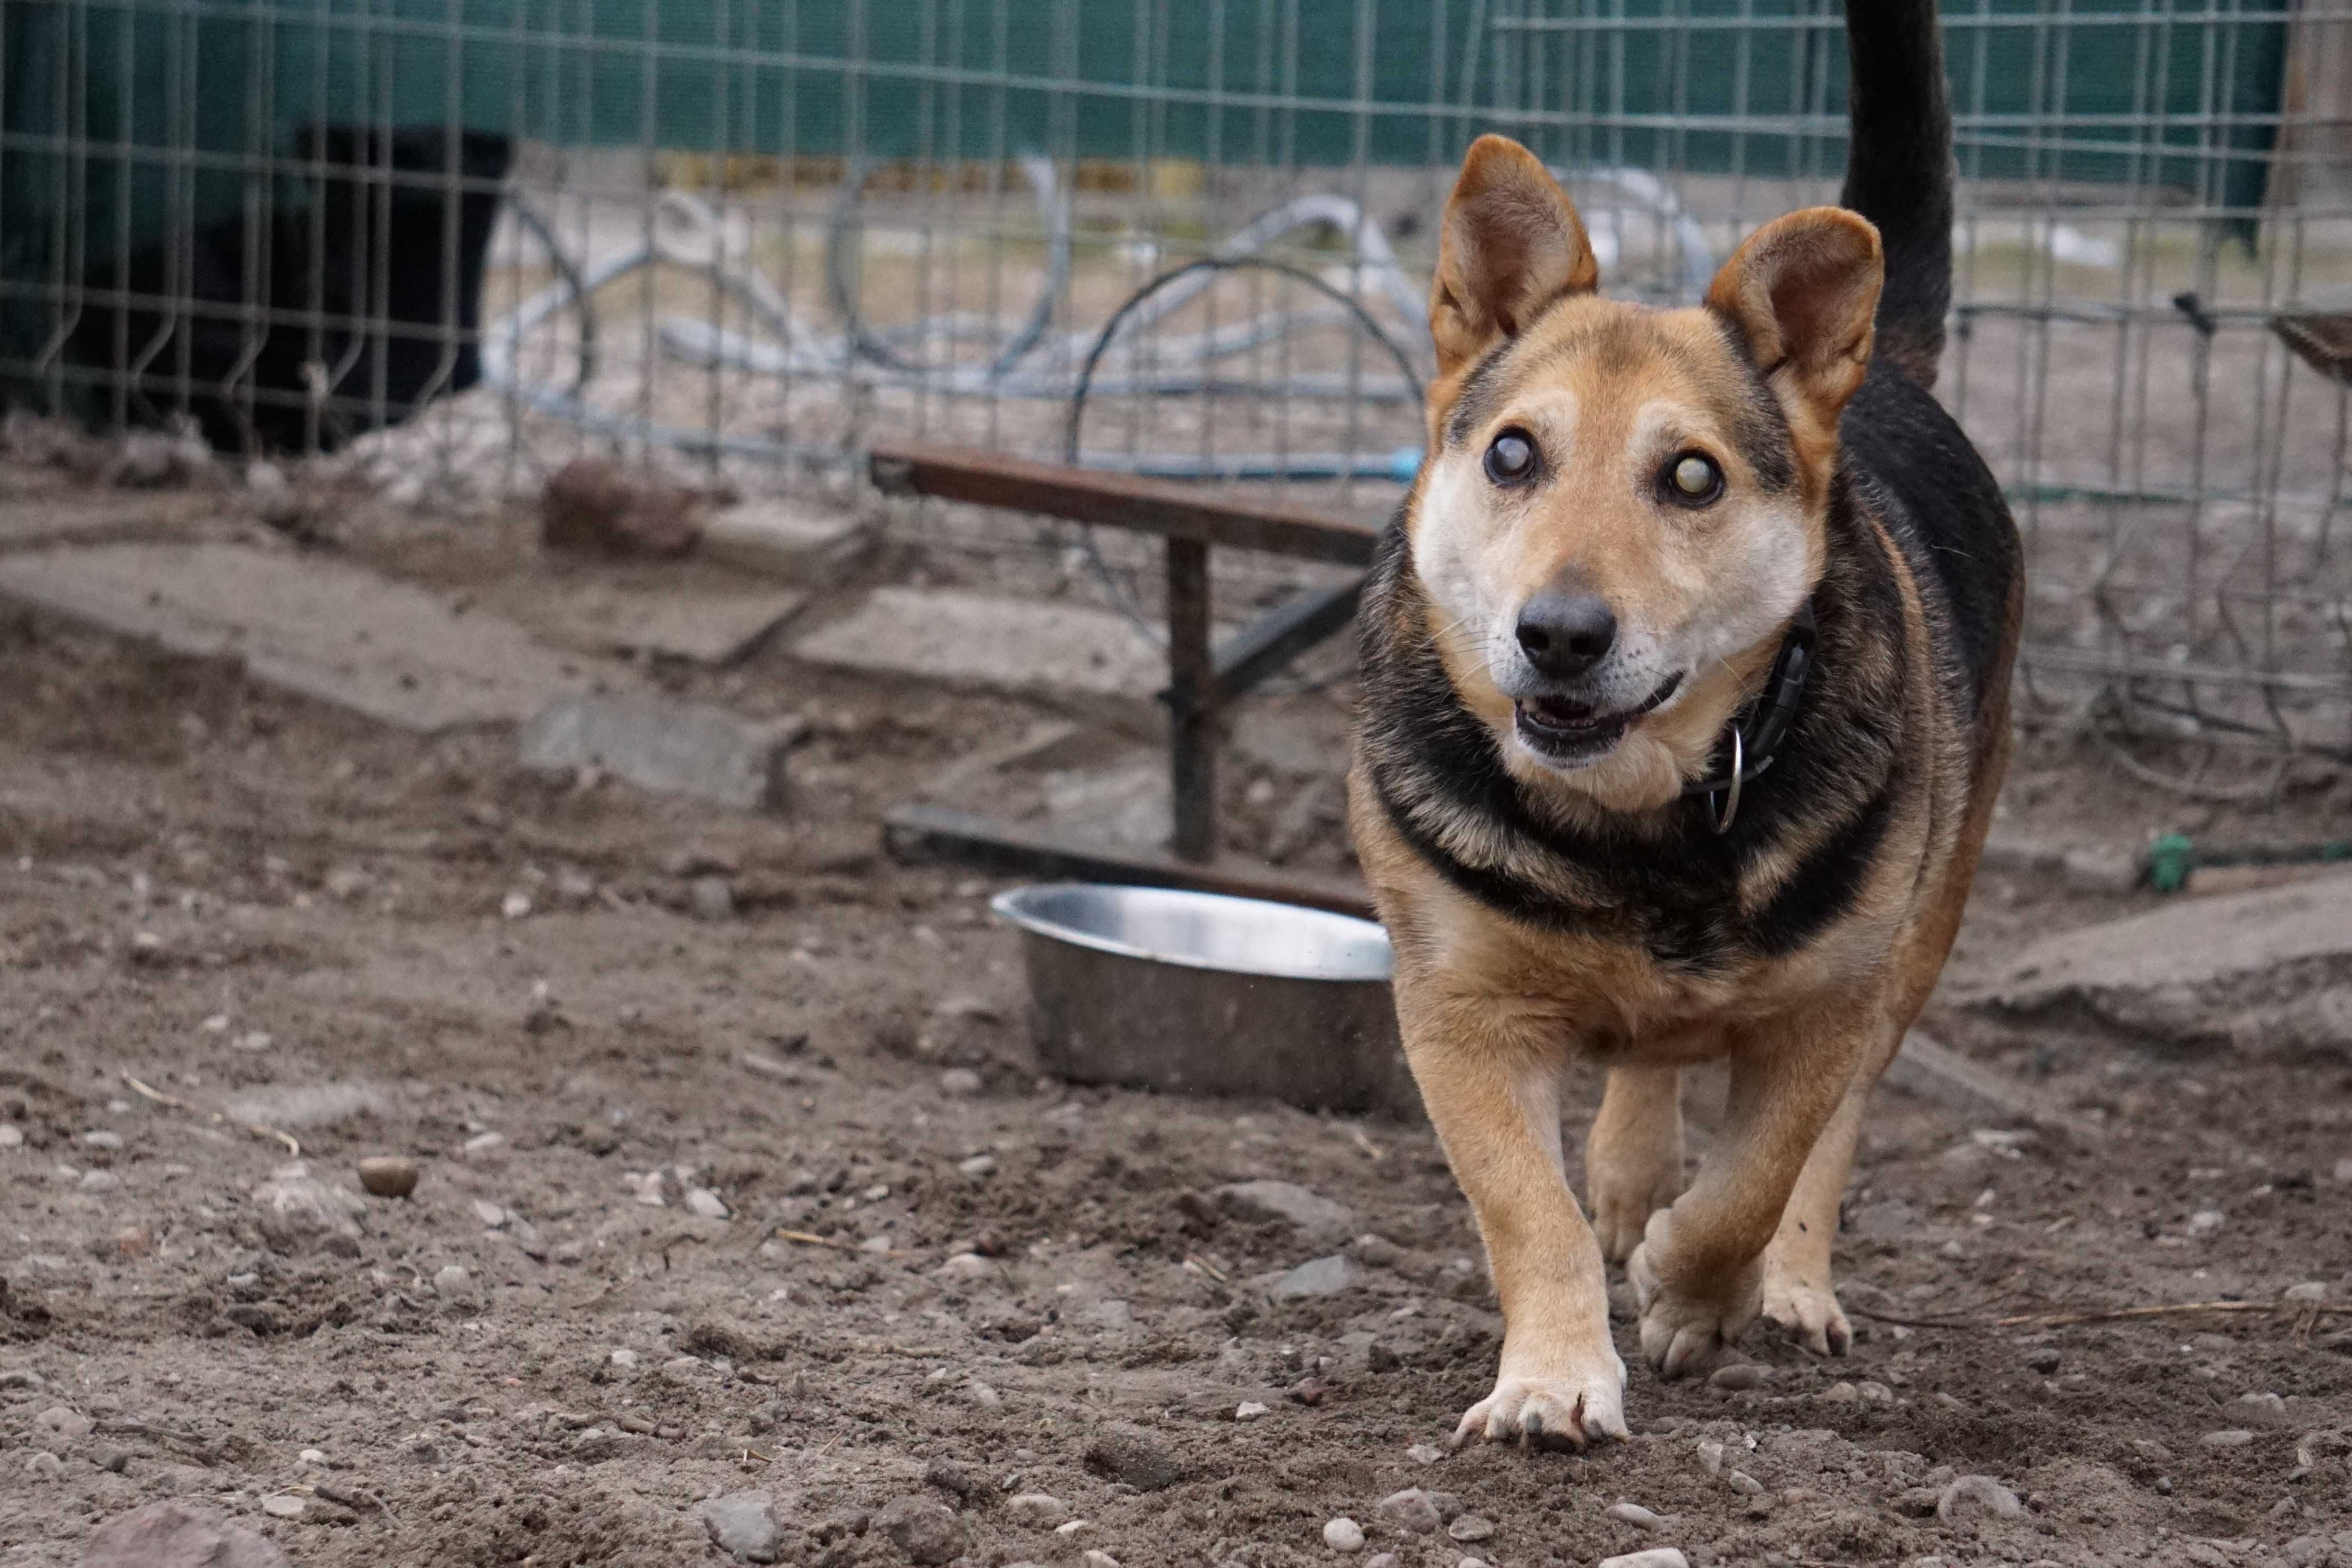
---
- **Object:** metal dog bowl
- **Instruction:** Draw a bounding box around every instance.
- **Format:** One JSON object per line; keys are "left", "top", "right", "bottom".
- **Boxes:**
{"left": 990, "top": 882, "right": 1417, "bottom": 1118}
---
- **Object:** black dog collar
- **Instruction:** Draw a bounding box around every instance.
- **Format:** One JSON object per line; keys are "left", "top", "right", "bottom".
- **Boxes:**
{"left": 1681, "top": 600, "right": 1818, "bottom": 835}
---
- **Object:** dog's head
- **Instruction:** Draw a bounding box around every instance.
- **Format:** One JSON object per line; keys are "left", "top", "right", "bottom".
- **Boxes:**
{"left": 1409, "top": 136, "right": 1882, "bottom": 813}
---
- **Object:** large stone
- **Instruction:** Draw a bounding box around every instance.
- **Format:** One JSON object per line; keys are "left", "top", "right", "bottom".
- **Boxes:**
{"left": 520, "top": 694, "right": 795, "bottom": 810}
{"left": 794, "top": 587, "right": 1173, "bottom": 703}
{"left": 0, "top": 543, "right": 635, "bottom": 731}
{"left": 1955, "top": 872, "right": 2352, "bottom": 1049}
{"left": 701, "top": 1491, "right": 784, "bottom": 1563}
{"left": 79, "top": 1501, "right": 292, "bottom": 1568}
{"left": 1213, "top": 1180, "right": 1357, "bottom": 1240}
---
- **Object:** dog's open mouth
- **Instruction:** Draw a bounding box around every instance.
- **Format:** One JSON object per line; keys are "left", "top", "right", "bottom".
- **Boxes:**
{"left": 1513, "top": 672, "right": 1683, "bottom": 763}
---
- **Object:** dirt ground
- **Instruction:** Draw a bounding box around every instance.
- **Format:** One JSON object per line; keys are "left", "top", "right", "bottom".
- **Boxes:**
{"left": 1, "top": 461, "right": 2349, "bottom": 1568}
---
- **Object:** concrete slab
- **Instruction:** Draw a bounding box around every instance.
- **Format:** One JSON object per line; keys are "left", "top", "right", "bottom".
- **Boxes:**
{"left": 0, "top": 492, "right": 211, "bottom": 551}
{"left": 1955, "top": 870, "right": 2352, "bottom": 1015}
{"left": 0, "top": 543, "right": 637, "bottom": 731}
{"left": 794, "top": 587, "right": 1167, "bottom": 702}
{"left": 520, "top": 694, "right": 796, "bottom": 810}
{"left": 701, "top": 497, "right": 872, "bottom": 581}
{"left": 500, "top": 577, "right": 804, "bottom": 666}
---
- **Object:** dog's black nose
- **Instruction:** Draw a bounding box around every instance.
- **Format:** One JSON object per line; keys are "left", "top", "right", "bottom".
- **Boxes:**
{"left": 1515, "top": 591, "right": 1617, "bottom": 678}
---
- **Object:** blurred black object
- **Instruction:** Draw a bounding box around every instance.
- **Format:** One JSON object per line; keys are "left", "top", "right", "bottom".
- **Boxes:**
{"left": 62, "top": 126, "right": 511, "bottom": 454}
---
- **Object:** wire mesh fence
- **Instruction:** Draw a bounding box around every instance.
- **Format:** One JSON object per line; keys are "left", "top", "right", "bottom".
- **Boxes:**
{"left": 3, "top": 1, "right": 2348, "bottom": 784}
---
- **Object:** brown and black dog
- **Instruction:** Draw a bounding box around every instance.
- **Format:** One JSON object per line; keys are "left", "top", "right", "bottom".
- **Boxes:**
{"left": 1348, "top": 0, "right": 2021, "bottom": 1448}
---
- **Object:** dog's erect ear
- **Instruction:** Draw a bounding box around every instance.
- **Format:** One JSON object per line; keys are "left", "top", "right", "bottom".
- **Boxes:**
{"left": 1704, "top": 207, "right": 1884, "bottom": 426}
{"left": 1429, "top": 136, "right": 1598, "bottom": 379}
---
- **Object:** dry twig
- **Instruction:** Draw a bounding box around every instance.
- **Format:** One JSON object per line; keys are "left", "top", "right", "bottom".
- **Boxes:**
{"left": 119, "top": 1071, "right": 300, "bottom": 1158}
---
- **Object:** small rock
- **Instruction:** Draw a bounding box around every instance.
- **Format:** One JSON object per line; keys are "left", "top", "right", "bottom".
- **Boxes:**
{"left": 472, "top": 1199, "right": 508, "bottom": 1228}
{"left": 686, "top": 1187, "right": 730, "bottom": 1220}
{"left": 1378, "top": 1489, "right": 1444, "bottom": 1534}
{"left": 1823, "top": 1381, "right": 1858, "bottom": 1403}
{"left": 1608, "top": 1503, "right": 1665, "bottom": 1532}
{"left": 608, "top": 1348, "right": 640, "bottom": 1369}
{"left": 1215, "top": 1180, "right": 1359, "bottom": 1237}
{"left": 958, "top": 1154, "right": 997, "bottom": 1178}
{"left": 702, "top": 1491, "right": 784, "bottom": 1563}
{"left": 1597, "top": 1553, "right": 1689, "bottom": 1568}
{"left": 2334, "top": 1155, "right": 2352, "bottom": 1184}
{"left": 1695, "top": 1439, "right": 1726, "bottom": 1475}
{"left": 690, "top": 877, "right": 736, "bottom": 921}
{"left": 2230, "top": 1392, "right": 2288, "bottom": 1426}
{"left": 939, "top": 1252, "right": 992, "bottom": 1282}
{"left": 113, "top": 1226, "right": 152, "bottom": 1258}
{"left": 1054, "top": 1521, "right": 1092, "bottom": 1538}
{"left": 2025, "top": 1347, "right": 2062, "bottom": 1374}
{"left": 259, "top": 1495, "right": 306, "bottom": 1520}
{"left": 298, "top": 1449, "right": 327, "bottom": 1467}
{"left": 2199, "top": 1429, "right": 2256, "bottom": 1449}
{"left": 1936, "top": 1475, "right": 2025, "bottom": 1527}
{"left": 923, "top": 1458, "right": 977, "bottom": 1501}
{"left": 1726, "top": 1471, "right": 1764, "bottom": 1496}
{"left": 1007, "top": 1494, "right": 1070, "bottom": 1526}
{"left": 570, "top": 1426, "right": 625, "bottom": 1461}
{"left": 1407, "top": 1442, "right": 1445, "bottom": 1466}
{"left": 433, "top": 1265, "right": 473, "bottom": 1298}
{"left": 1424, "top": 1492, "right": 1466, "bottom": 1522}
{"left": 2060, "top": 844, "right": 2142, "bottom": 894}
{"left": 1894, "top": 1487, "right": 1945, "bottom": 1517}
{"left": 25, "top": 1450, "right": 63, "bottom": 1479}
{"left": 1858, "top": 1381, "right": 1894, "bottom": 1405}
{"left": 2282, "top": 1281, "right": 2328, "bottom": 1303}
{"left": 939, "top": 1068, "right": 984, "bottom": 1098}
{"left": 2187, "top": 1209, "right": 2226, "bottom": 1236}
{"left": 966, "top": 1381, "right": 1001, "bottom": 1411}
{"left": 0, "top": 1370, "right": 45, "bottom": 1391}
{"left": 1365, "top": 1557, "right": 1399, "bottom": 1568}
{"left": 877, "top": 1494, "right": 966, "bottom": 1566}
{"left": 1235, "top": 1401, "right": 1270, "bottom": 1422}
{"left": 1447, "top": 1517, "right": 1495, "bottom": 1543}
{"left": 1325, "top": 1518, "right": 1367, "bottom": 1553}
{"left": 35, "top": 1405, "right": 95, "bottom": 1451}
{"left": 1083, "top": 1424, "right": 1186, "bottom": 1491}
{"left": 252, "top": 1170, "right": 365, "bottom": 1256}
{"left": 79, "top": 1502, "right": 293, "bottom": 1568}
{"left": 1082, "top": 1553, "right": 1121, "bottom": 1568}
{"left": 357, "top": 1156, "right": 420, "bottom": 1198}
{"left": 80, "top": 1169, "right": 120, "bottom": 1193}
{"left": 1710, "top": 1363, "right": 1769, "bottom": 1391}
{"left": 80, "top": 1130, "right": 124, "bottom": 1151}
{"left": 1267, "top": 1254, "right": 1355, "bottom": 1299}
{"left": 501, "top": 891, "right": 534, "bottom": 921}
{"left": 0, "top": 1125, "right": 22, "bottom": 1149}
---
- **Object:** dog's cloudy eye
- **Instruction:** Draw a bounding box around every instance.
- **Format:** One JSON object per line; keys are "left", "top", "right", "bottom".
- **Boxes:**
{"left": 1484, "top": 429, "right": 1538, "bottom": 486}
{"left": 1665, "top": 453, "right": 1723, "bottom": 505}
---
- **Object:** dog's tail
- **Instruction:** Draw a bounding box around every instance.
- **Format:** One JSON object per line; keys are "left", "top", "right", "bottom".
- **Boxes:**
{"left": 1841, "top": 0, "right": 1954, "bottom": 389}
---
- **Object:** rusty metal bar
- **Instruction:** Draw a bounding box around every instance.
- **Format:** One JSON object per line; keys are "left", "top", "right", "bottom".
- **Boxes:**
{"left": 868, "top": 440, "right": 1383, "bottom": 566}
{"left": 1165, "top": 536, "right": 1217, "bottom": 862}
{"left": 884, "top": 803, "right": 1375, "bottom": 921}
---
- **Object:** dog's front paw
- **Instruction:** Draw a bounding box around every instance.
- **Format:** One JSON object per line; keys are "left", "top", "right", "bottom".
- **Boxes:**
{"left": 1627, "top": 1210, "right": 1762, "bottom": 1378}
{"left": 1761, "top": 1257, "right": 1852, "bottom": 1357}
{"left": 1452, "top": 1349, "right": 1629, "bottom": 1451}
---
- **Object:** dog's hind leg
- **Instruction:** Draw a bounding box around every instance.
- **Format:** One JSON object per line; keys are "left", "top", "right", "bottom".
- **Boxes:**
{"left": 1587, "top": 1066, "right": 1686, "bottom": 1264}
{"left": 1627, "top": 1001, "right": 1875, "bottom": 1377}
{"left": 1757, "top": 1038, "right": 1889, "bottom": 1355}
